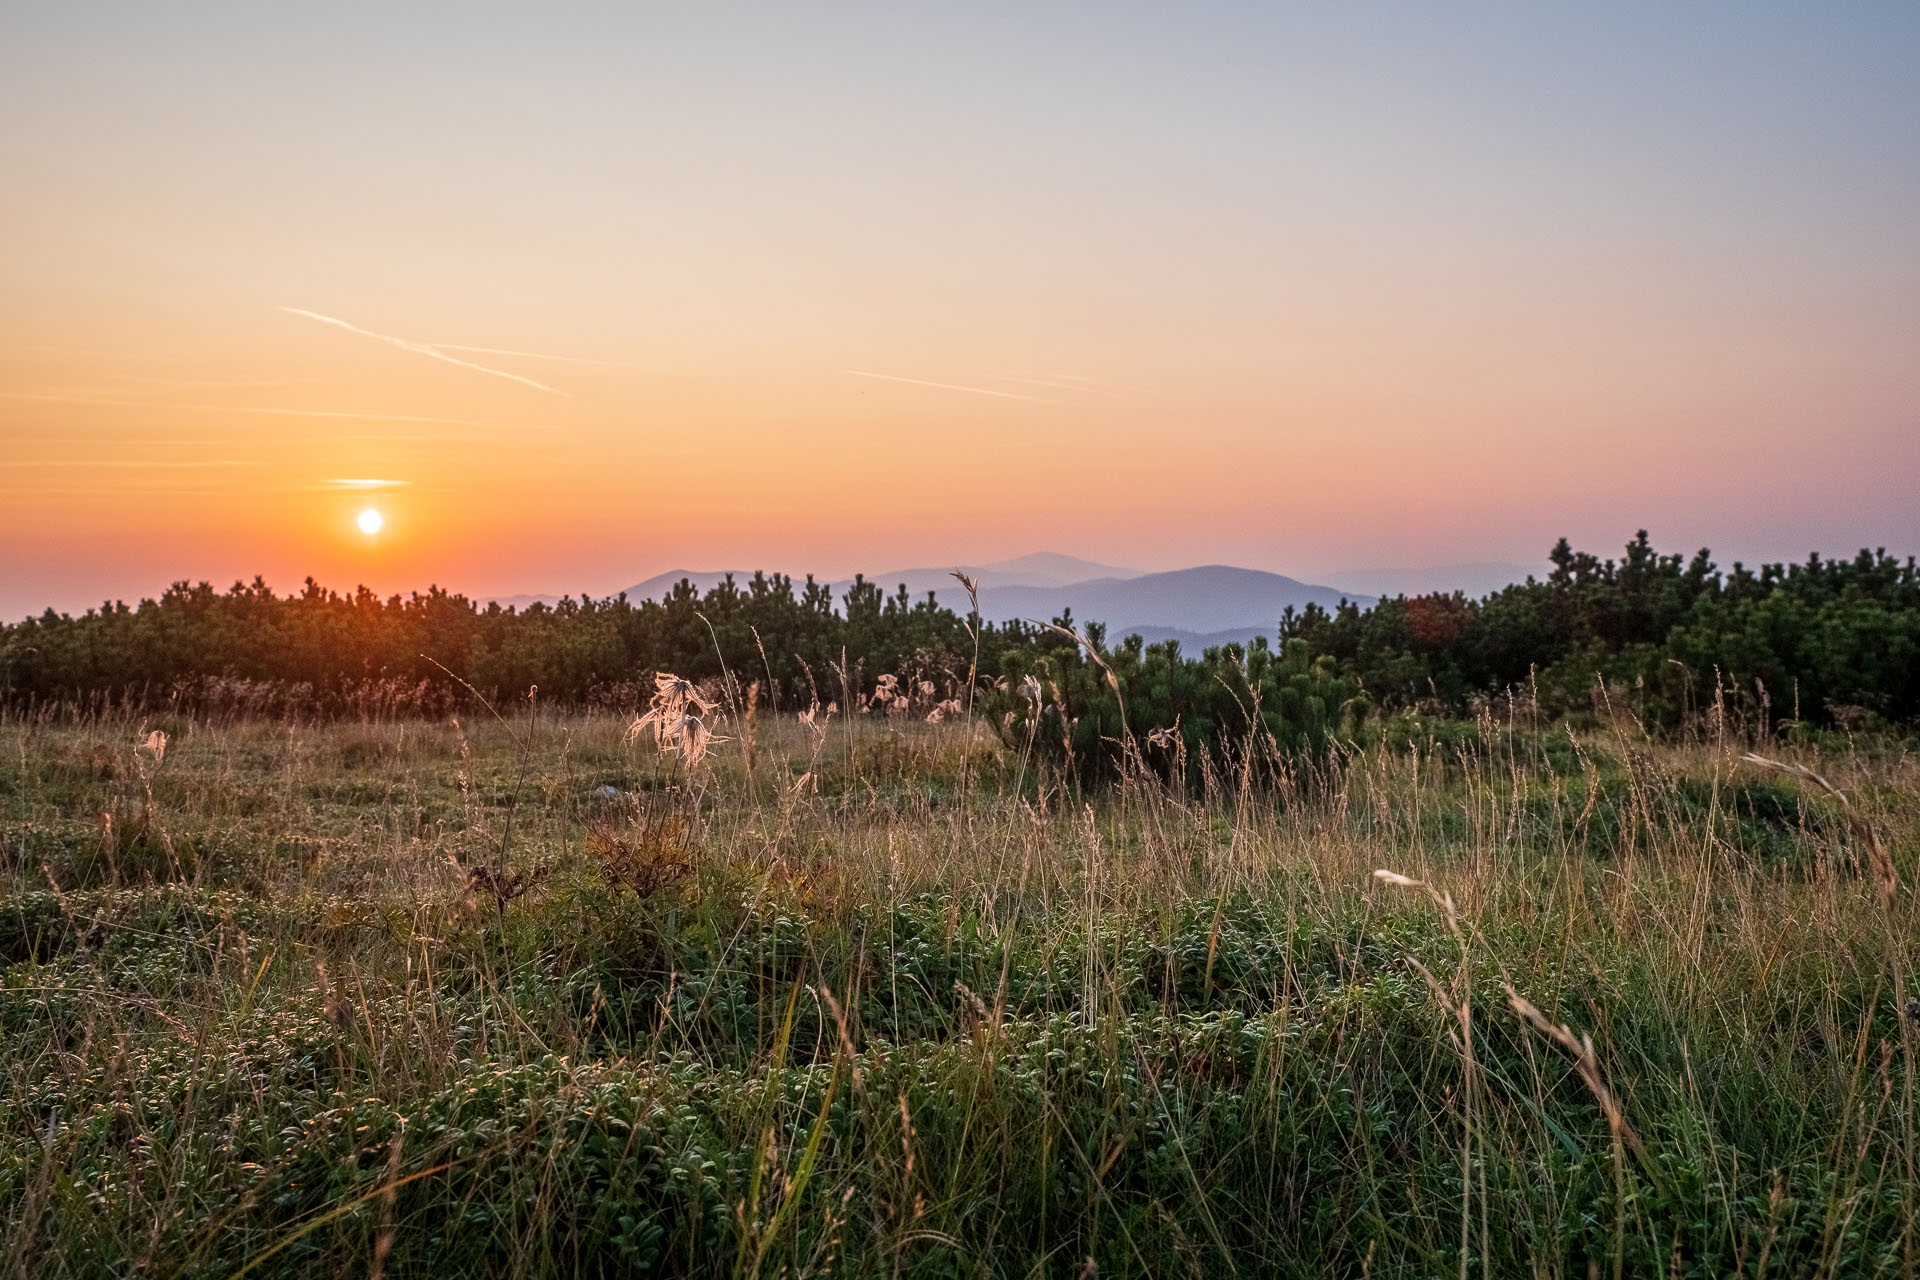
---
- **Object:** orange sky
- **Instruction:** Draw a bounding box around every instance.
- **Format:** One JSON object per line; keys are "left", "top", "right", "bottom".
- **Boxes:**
{"left": 4, "top": 6, "right": 1918, "bottom": 618}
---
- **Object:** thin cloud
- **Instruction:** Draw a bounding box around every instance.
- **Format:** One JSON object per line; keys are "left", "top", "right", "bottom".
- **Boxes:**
{"left": 281, "top": 307, "right": 567, "bottom": 396}
{"left": 0, "top": 391, "right": 557, "bottom": 429}
{"left": 0, "top": 484, "right": 233, "bottom": 496}
{"left": 315, "top": 431, "right": 551, "bottom": 443}
{"left": 329, "top": 477, "right": 412, "bottom": 490}
{"left": 279, "top": 478, "right": 445, "bottom": 495}
{"left": 104, "top": 374, "right": 310, "bottom": 389}
{"left": 10, "top": 437, "right": 257, "bottom": 447}
{"left": 9, "top": 459, "right": 259, "bottom": 469}
{"left": 846, "top": 370, "right": 1054, "bottom": 403}
{"left": 233, "top": 405, "right": 557, "bottom": 429}
{"left": 8, "top": 342, "right": 117, "bottom": 358}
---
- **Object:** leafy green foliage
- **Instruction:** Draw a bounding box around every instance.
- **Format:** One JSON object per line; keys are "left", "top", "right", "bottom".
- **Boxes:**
{"left": 2, "top": 532, "right": 1917, "bottom": 782}
{"left": 1286, "top": 532, "right": 1920, "bottom": 731}
{"left": 987, "top": 623, "right": 1361, "bottom": 784}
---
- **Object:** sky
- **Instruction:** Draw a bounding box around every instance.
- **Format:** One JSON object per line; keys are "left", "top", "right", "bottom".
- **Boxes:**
{"left": 3, "top": 3, "right": 1918, "bottom": 619}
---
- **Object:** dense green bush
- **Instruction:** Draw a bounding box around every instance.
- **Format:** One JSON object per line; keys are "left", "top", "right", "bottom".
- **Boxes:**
{"left": 986, "top": 622, "right": 1362, "bottom": 785}
{"left": 4, "top": 534, "right": 1916, "bottom": 774}
{"left": 1285, "top": 532, "right": 1920, "bottom": 730}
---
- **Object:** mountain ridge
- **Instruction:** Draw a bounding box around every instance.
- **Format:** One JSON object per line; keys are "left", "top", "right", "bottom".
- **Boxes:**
{"left": 975, "top": 565, "right": 1370, "bottom": 637}
{"left": 484, "top": 556, "right": 1372, "bottom": 649}
{"left": 1320, "top": 561, "right": 1541, "bottom": 600}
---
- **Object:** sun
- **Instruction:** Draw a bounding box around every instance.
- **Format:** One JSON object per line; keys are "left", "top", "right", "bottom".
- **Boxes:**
{"left": 357, "top": 507, "right": 384, "bottom": 536}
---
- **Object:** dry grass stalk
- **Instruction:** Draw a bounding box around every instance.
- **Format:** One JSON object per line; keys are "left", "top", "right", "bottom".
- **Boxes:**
{"left": 1040, "top": 621, "right": 1123, "bottom": 701}
{"left": 1741, "top": 752, "right": 1902, "bottom": 903}
{"left": 742, "top": 679, "right": 760, "bottom": 780}
{"left": 1373, "top": 868, "right": 1477, "bottom": 1278}
{"left": 1503, "top": 986, "right": 1647, "bottom": 1161}
{"left": 790, "top": 696, "right": 837, "bottom": 797}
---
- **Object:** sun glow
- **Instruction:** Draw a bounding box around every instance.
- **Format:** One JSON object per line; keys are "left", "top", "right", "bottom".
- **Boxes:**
{"left": 357, "top": 508, "right": 384, "bottom": 536}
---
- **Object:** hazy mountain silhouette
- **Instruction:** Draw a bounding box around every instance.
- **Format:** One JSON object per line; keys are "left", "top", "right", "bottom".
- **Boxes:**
{"left": 1322, "top": 561, "right": 1541, "bottom": 600}
{"left": 833, "top": 552, "right": 1142, "bottom": 602}
{"left": 973, "top": 565, "right": 1370, "bottom": 641}
{"left": 490, "top": 555, "right": 1370, "bottom": 648}
{"left": 601, "top": 552, "right": 1142, "bottom": 609}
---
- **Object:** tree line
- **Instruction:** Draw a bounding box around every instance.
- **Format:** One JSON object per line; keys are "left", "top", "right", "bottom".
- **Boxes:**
{"left": 1282, "top": 532, "right": 1918, "bottom": 730}
{"left": 3, "top": 533, "right": 1914, "bottom": 757}
{"left": 0, "top": 572, "right": 983, "bottom": 718}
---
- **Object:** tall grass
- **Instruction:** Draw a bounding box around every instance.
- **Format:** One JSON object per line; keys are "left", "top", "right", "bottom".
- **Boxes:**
{"left": 0, "top": 693, "right": 1914, "bottom": 1276}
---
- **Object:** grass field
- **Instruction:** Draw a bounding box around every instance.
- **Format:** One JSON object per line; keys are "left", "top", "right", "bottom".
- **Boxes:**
{"left": 2, "top": 697, "right": 1916, "bottom": 1277}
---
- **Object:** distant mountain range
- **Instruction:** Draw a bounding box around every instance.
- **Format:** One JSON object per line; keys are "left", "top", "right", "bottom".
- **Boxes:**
{"left": 483, "top": 553, "right": 1539, "bottom": 650}
{"left": 1320, "top": 561, "right": 1542, "bottom": 600}
{"left": 613, "top": 551, "right": 1146, "bottom": 610}
{"left": 964, "top": 565, "right": 1367, "bottom": 645}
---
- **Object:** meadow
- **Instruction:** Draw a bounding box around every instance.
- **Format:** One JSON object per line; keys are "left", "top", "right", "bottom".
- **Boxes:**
{"left": 2, "top": 688, "right": 1916, "bottom": 1277}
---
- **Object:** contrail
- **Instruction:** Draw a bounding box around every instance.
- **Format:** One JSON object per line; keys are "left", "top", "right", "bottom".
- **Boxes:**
{"left": 846, "top": 370, "right": 1053, "bottom": 403}
{"left": 281, "top": 307, "right": 567, "bottom": 395}
{"left": 996, "top": 373, "right": 1109, "bottom": 393}
{"left": 426, "top": 342, "right": 633, "bottom": 368}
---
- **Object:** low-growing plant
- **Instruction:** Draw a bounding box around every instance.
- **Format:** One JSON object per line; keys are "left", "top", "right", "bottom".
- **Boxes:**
{"left": 0, "top": 700, "right": 1915, "bottom": 1276}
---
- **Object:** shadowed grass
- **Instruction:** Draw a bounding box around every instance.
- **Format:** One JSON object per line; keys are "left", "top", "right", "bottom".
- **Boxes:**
{"left": 1, "top": 703, "right": 1915, "bottom": 1276}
